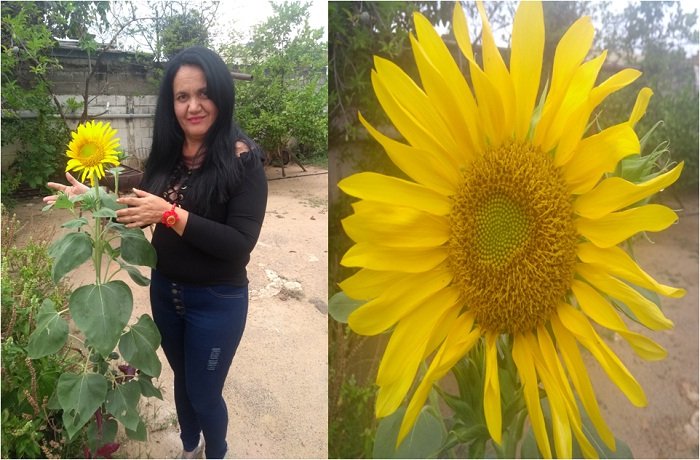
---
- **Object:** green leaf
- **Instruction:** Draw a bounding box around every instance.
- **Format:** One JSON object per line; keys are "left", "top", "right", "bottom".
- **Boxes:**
{"left": 373, "top": 406, "right": 444, "bottom": 459}
{"left": 93, "top": 207, "right": 118, "bottom": 218}
{"left": 125, "top": 417, "right": 147, "bottom": 441}
{"left": 61, "top": 217, "right": 89, "bottom": 229}
{"left": 53, "top": 192, "right": 75, "bottom": 210}
{"left": 328, "top": 291, "right": 364, "bottom": 323}
{"left": 120, "top": 263, "right": 151, "bottom": 286}
{"left": 119, "top": 314, "right": 162, "bottom": 377}
{"left": 119, "top": 228, "right": 157, "bottom": 268}
{"left": 69, "top": 281, "right": 133, "bottom": 357}
{"left": 137, "top": 376, "right": 163, "bottom": 400}
{"left": 105, "top": 381, "right": 141, "bottom": 431}
{"left": 49, "top": 231, "right": 93, "bottom": 282}
{"left": 57, "top": 372, "right": 109, "bottom": 439}
{"left": 27, "top": 299, "right": 68, "bottom": 359}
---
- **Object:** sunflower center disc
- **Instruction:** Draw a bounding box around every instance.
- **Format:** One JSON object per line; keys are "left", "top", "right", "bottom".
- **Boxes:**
{"left": 448, "top": 142, "right": 578, "bottom": 334}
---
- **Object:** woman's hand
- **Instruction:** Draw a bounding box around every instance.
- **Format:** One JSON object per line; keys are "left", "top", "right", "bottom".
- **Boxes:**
{"left": 116, "top": 188, "right": 172, "bottom": 228}
{"left": 43, "top": 172, "right": 90, "bottom": 205}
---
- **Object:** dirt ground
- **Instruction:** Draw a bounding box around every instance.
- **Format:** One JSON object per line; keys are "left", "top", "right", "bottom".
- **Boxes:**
{"left": 9, "top": 164, "right": 328, "bottom": 459}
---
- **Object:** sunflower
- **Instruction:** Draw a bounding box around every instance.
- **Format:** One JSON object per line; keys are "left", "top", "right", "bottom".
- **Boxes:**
{"left": 337, "top": 2, "right": 685, "bottom": 457}
{"left": 66, "top": 120, "right": 121, "bottom": 185}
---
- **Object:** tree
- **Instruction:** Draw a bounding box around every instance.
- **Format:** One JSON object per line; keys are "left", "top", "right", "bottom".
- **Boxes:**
{"left": 1, "top": 2, "right": 71, "bottom": 194}
{"left": 161, "top": 9, "right": 210, "bottom": 59}
{"left": 223, "top": 1, "right": 327, "bottom": 161}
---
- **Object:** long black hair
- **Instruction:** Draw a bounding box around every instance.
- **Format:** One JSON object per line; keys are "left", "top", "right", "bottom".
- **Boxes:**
{"left": 141, "top": 46, "right": 257, "bottom": 215}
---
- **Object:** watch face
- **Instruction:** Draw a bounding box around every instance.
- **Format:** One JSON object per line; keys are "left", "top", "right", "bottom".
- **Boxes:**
{"left": 166, "top": 214, "right": 177, "bottom": 226}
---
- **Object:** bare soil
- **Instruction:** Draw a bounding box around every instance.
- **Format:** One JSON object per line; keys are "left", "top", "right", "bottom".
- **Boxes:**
{"left": 9, "top": 164, "right": 328, "bottom": 459}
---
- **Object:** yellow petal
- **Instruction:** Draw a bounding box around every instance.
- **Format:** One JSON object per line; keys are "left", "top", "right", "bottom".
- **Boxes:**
{"left": 557, "top": 303, "right": 647, "bottom": 407}
{"left": 375, "top": 289, "right": 462, "bottom": 417}
{"left": 358, "top": 113, "right": 458, "bottom": 195}
{"left": 510, "top": 0, "right": 544, "bottom": 140}
{"left": 373, "top": 56, "right": 461, "bottom": 157}
{"left": 483, "top": 333, "right": 502, "bottom": 445}
{"left": 468, "top": 58, "right": 506, "bottom": 146}
{"left": 410, "top": 28, "right": 482, "bottom": 156}
{"left": 369, "top": 71, "right": 453, "bottom": 160}
{"left": 576, "top": 263, "right": 674, "bottom": 331}
{"left": 339, "top": 269, "right": 405, "bottom": 301}
{"left": 413, "top": 12, "right": 482, "bottom": 156}
{"left": 590, "top": 68, "right": 642, "bottom": 109}
{"left": 398, "top": 313, "right": 479, "bottom": 446}
{"left": 376, "top": 287, "right": 461, "bottom": 387}
{"left": 629, "top": 87, "right": 654, "bottom": 127}
{"left": 512, "top": 334, "right": 552, "bottom": 458}
{"left": 342, "top": 201, "right": 450, "bottom": 248}
{"left": 576, "top": 204, "right": 678, "bottom": 248}
{"left": 546, "top": 51, "right": 607, "bottom": 156}
{"left": 452, "top": 3, "right": 474, "bottom": 61}
{"left": 338, "top": 172, "right": 452, "bottom": 215}
{"left": 477, "top": 2, "right": 515, "bottom": 138}
{"left": 563, "top": 123, "right": 640, "bottom": 195}
{"left": 551, "top": 317, "right": 615, "bottom": 450}
{"left": 533, "top": 16, "right": 594, "bottom": 147}
{"left": 525, "top": 333, "right": 572, "bottom": 459}
{"left": 572, "top": 279, "right": 667, "bottom": 360}
{"left": 577, "top": 242, "right": 686, "bottom": 298}
{"left": 341, "top": 242, "right": 448, "bottom": 274}
{"left": 574, "top": 162, "right": 684, "bottom": 219}
{"left": 347, "top": 268, "right": 453, "bottom": 335}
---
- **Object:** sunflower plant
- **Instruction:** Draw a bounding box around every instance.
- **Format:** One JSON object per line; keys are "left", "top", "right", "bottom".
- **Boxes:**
{"left": 330, "top": 2, "right": 685, "bottom": 458}
{"left": 29, "top": 120, "right": 162, "bottom": 455}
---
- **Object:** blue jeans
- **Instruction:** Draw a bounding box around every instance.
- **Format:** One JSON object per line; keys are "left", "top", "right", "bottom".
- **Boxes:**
{"left": 150, "top": 270, "right": 248, "bottom": 459}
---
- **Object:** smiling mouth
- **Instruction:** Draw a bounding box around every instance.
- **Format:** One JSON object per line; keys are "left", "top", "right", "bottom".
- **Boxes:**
{"left": 188, "top": 117, "right": 205, "bottom": 123}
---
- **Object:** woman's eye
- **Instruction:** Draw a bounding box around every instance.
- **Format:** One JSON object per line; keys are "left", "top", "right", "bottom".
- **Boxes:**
{"left": 176, "top": 94, "right": 187, "bottom": 102}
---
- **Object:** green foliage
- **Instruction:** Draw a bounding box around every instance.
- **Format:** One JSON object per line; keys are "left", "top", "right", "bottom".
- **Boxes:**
{"left": 328, "top": 374, "right": 377, "bottom": 459}
{"left": 161, "top": 10, "right": 210, "bottom": 59}
{"left": 224, "top": 1, "right": 327, "bottom": 160}
{"left": 1, "top": 209, "right": 83, "bottom": 459}
{"left": 1, "top": 2, "right": 70, "bottom": 194}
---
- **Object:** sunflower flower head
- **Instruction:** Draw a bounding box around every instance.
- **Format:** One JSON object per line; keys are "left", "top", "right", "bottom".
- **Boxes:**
{"left": 338, "top": 1, "right": 685, "bottom": 457}
{"left": 66, "top": 120, "right": 121, "bottom": 186}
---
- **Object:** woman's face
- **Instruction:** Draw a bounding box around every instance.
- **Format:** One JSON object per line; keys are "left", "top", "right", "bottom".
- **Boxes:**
{"left": 173, "top": 65, "right": 218, "bottom": 143}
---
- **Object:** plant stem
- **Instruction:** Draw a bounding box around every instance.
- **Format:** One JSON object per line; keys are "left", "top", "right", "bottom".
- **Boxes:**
{"left": 92, "top": 171, "right": 103, "bottom": 286}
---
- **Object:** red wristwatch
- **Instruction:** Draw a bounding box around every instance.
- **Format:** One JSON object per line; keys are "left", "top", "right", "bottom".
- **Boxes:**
{"left": 161, "top": 204, "right": 179, "bottom": 227}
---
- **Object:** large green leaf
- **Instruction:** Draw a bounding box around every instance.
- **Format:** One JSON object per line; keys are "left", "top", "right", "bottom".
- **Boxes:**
{"left": 70, "top": 281, "right": 133, "bottom": 357}
{"left": 119, "top": 228, "right": 157, "bottom": 268}
{"left": 27, "top": 299, "right": 69, "bottom": 359}
{"left": 137, "top": 376, "right": 163, "bottom": 400}
{"left": 49, "top": 231, "right": 93, "bottom": 282}
{"left": 328, "top": 291, "right": 364, "bottom": 324}
{"left": 105, "top": 380, "right": 141, "bottom": 431}
{"left": 57, "top": 372, "right": 109, "bottom": 439}
{"left": 126, "top": 417, "right": 147, "bottom": 441}
{"left": 119, "top": 262, "right": 151, "bottom": 286}
{"left": 119, "top": 314, "right": 162, "bottom": 377}
{"left": 373, "top": 406, "right": 444, "bottom": 459}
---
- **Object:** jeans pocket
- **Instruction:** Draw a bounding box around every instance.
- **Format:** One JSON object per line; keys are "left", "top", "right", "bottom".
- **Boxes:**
{"left": 205, "top": 285, "right": 247, "bottom": 299}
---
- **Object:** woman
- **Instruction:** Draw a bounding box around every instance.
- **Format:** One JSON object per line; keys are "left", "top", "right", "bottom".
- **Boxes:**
{"left": 45, "top": 46, "right": 268, "bottom": 458}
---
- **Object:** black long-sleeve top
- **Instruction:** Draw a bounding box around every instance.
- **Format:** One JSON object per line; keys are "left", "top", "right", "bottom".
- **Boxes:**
{"left": 151, "top": 153, "right": 268, "bottom": 286}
